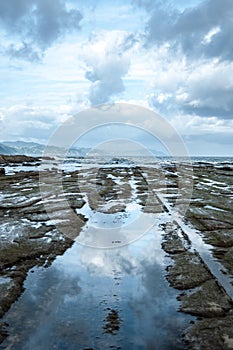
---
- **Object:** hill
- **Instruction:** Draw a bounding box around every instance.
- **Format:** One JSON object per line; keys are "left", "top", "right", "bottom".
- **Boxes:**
{"left": 1, "top": 141, "right": 90, "bottom": 157}
{"left": 0, "top": 143, "right": 16, "bottom": 155}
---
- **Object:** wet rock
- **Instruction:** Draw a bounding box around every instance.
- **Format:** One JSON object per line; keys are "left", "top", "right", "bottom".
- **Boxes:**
{"left": 0, "top": 322, "right": 8, "bottom": 344}
{"left": 218, "top": 166, "right": 232, "bottom": 172}
{"left": 0, "top": 154, "right": 40, "bottom": 164}
{"left": 162, "top": 162, "right": 233, "bottom": 349}
{"left": 197, "top": 218, "right": 232, "bottom": 230}
{"left": 0, "top": 237, "right": 74, "bottom": 330}
{"left": 184, "top": 315, "right": 233, "bottom": 350}
{"left": 143, "top": 204, "right": 164, "bottom": 213}
{"left": 100, "top": 204, "right": 126, "bottom": 214}
{"left": 103, "top": 309, "right": 121, "bottom": 334}
{"left": 214, "top": 247, "right": 233, "bottom": 276}
{"left": 203, "top": 229, "right": 233, "bottom": 248}
{"left": 162, "top": 238, "right": 187, "bottom": 254}
{"left": 161, "top": 224, "right": 189, "bottom": 254}
{"left": 0, "top": 277, "right": 24, "bottom": 318}
{"left": 166, "top": 251, "right": 212, "bottom": 290}
{"left": 184, "top": 162, "right": 233, "bottom": 282}
{"left": 0, "top": 168, "right": 77, "bottom": 328}
{"left": 0, "top": 168, "right": 5, "bottom": 175}
{"left": 178, "top": 279, "right": 233, "bottom": 317}
{"left": 0, "top": 158, "right": 232, "bottom": 349}
{"left": 69, "top": 196, "right": 85, "bottom": 209}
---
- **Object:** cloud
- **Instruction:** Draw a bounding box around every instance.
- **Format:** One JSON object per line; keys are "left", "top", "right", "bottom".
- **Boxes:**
{"left": 141, "top": 0, "right": 233, "bottom": 61}
{"left": 131, "top": 0, "right": 233, "bottom": 123}
{"left": 84, "top": 31, "right": 131, "bottom": 105}
{"left": 149, "top": 59, "right": 233, "bottom": 119}
{"left": 169, "top": 113, "right": 233, "bottom": 155}
{"left": 176, "top": 61, "right": 233, "bottom": 118}
{"left": 0, "top": 0, "right": 82, "bottom": 60}
{"left": 1, "top": 104, "right": 73, "bottom": 143}
{"left": 6, "top": 42, "right": 41, "bottom": 62}
{"left": 170, "top": 113, "right": 233, "bottom": 135}
{"left": 30, "top": 0, "right": 82, "bottom": 49}
{"left": 85, "top": 55, "right": 130, "bottom": 105}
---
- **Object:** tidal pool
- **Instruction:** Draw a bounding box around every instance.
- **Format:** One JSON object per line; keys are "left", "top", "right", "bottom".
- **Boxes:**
{"left": 1, "top": 157, "right": 233, "bottom": 349}
{"left": 1, "top": 223, "right": 192, "bottom": 350}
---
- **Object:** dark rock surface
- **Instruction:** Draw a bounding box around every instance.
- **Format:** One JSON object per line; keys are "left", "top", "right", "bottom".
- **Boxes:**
{"left": 0, "top": 159, "right": 232, "bottom": 349}
{"left": 160, "top": 158, "right": 233, "bottom": 350}
{"left": 0, "top": 169, "right": 87, "bottom": 341}
{"left": 0, "top": 154, "right": 41, "bottom": 164}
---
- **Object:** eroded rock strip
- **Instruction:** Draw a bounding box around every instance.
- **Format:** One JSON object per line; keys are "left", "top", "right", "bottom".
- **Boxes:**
{"left": 160, "top": 218, "right": 233, "bottom": 349}
{"left": 158, "top": 193, "right": 233, "bottom": 301}
{"left": 0, "top": 170, "right": 87, "bottom": 342}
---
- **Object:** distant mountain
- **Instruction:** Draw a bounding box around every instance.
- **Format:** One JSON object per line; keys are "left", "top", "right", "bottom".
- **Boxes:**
{"left": 1, "top": 141, "right": 166, "bottom": 158}
{"left": 3, "top": 141, "right": 45, "bottom": 156}
{"left": 1, "top": 141, "right": 90, "bottom": 157}
{"left": 0, "top": 143, "right": 16, "bottom": 155}
{"left": 3, "top": 141, "right": 41, "bottom": 148}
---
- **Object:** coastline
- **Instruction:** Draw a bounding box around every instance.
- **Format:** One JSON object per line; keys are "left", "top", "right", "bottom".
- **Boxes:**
{"left": 0, "top": 155, "right": 233, "bottom": 348}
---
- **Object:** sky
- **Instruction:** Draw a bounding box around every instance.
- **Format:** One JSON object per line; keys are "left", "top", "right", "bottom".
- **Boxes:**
{"left": 0, "top": 0, "right": 232, "bottom": 156}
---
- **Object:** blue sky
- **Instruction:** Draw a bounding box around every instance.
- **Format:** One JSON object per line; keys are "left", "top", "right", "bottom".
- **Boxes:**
{"left": 0, "top": 0, "right": 232, "bottom": 156}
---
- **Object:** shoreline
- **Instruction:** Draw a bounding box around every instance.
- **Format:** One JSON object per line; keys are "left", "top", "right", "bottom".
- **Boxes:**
{"left": 0, "top": 155, "right": 232, "bottom": 348}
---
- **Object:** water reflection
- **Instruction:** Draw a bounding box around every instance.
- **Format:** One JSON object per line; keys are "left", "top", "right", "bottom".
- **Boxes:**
{"left": 1, "top": 222, "right": 192, "bottom": 350}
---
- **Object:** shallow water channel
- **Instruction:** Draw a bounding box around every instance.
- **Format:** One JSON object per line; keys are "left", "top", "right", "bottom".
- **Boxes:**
{"left": 1, "top": 217, "right": 193, "bottom": 350}
{"left": 0, "top": 160, "right": 196, "bottom": 350}
{"left": 1, "top": 157, "right": 233, "bottom": 349}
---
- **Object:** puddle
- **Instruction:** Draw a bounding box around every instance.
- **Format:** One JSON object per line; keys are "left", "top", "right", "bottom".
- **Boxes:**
{"left": 77, "top": 199, "right": 141, "bottom": 229}
{"left": 1, "top": 226, "right": 192, "bottom": 350}
{"left": 74, "top": 171, "right": 159, "bottom": 248}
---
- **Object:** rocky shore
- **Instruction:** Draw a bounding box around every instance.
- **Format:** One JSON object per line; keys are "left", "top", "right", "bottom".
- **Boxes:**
{"left": 0, "top": 155, "right": 232, "bottom": 348}
{"left": 160, "top": 161, "right": 233, "bottom": 349}
{"left": 0, "top": 155, "right": 86, "bottom": 343}
{"left": 0, "top": 154, "right": 41, "bottom": 164}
